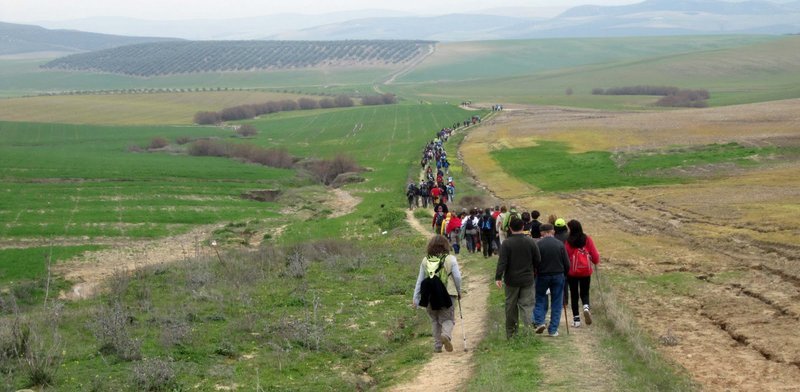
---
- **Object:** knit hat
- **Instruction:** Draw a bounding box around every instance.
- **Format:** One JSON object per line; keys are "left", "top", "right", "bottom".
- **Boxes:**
{"left": 554, "top": 218, "right": 566, "bottom": 227}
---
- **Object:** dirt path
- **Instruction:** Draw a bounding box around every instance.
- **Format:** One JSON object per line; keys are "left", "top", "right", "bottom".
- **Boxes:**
{"left": 54, "top": 224, "right": 218, "bottom": 300}
{"left": 329, "top": 188, "right": 361, "bottom": 218}
{"left": 390, "top": 210, "right": 491, "bottom": 392}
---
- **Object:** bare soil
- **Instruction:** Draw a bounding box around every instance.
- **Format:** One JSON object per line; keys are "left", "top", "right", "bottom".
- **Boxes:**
{"left": 461, "top": 101, "right": 800, "bottom": 391}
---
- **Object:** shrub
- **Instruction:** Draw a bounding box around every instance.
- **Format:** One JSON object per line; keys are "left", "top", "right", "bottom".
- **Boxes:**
{"left": 193, "top": 111, "right": 221, "bottom": 125}
{"left": 21, "top": 329, "right": 63, "bottom": 388}
{"left": 306, "top": 154, "right": 363, "bottom": 185}
{"left": 318, "top": 98, "right": 335, "bottom": 108}
{"left": 90, "top": 301, "right": 141, "bottom": 361}
{"left": 131, "top": 358, "right": 178, "bottom": 392}
{"left": 334, "top": 95, "right": 354, "bottom": 107}
{"left": 236, "top": 124, "right": 258, "bottom": 137}
{"left": 174, "top": 136, "right": 192, "bottom": 145}
{"left": 148, "top": 137, "right": 169, "bottom": 150}
{"left": 298, "top": 97, "right": 319, "bottom": 110}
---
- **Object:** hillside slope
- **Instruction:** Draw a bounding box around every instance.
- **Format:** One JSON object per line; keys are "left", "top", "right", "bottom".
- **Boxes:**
{"left": 0, "top": 21, "right": 177, "bottom": 56}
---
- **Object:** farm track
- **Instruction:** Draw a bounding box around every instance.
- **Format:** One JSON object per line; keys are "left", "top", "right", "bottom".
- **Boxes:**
{"left": 461, "top": 104, "right": 800, "bottom": 390}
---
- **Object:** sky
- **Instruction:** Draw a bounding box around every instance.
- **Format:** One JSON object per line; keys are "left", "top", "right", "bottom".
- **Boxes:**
{"left": 0, "top": 0, "right": 642, "bottom": 22}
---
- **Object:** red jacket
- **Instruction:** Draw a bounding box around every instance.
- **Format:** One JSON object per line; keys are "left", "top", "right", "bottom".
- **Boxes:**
{"left": 430, "top": 187, "right": 442, "bottom": 198}
{"left": 564, "top": 235, "right": 600, "bottom": 276}
{"left": 446, "top": 216, "right": 462, "bottom": 234}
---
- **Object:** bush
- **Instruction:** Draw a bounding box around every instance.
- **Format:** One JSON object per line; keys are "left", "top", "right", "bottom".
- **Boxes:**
{"left": 334, "top": 95, "right": 354, "bottom": 107}
{"left": 318, "top": 98, "right": 335, "bottom": 108}
{"left": 194, "top": 111, "right": 221, "bottom": 125}
{"left": 148, "top": 137, "right": 169, "bottom": 150}
{"left": 131, "top": 358, "right": 178, "bottom": 392}
{"left": 174, "top": 136, "right": 192, "bottom": 145}
{"left": 90, "top": 301, "right": 141, "bottom": 361}
{"left": 236, "top": 124, "right": 258, "bottom": 137}
{"left": 298, "top": 97, "right": 319, "bottom": 110}
{"left": 306, "top": 154, "right": 363, "bottom": 185}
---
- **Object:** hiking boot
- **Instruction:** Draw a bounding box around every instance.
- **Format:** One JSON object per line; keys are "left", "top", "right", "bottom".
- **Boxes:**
{"left": 548, "top": 331, "right": 559, "bottom": 337}
{"left": 583, "top": 305, "right": 593, "bottom": 326}
{"left": 434, "top": 347, "right": 442, "bottom": 353}
{"left": 442, "top": 335, "right": 453, "bottom": 352}
{"left": 572, "top": 320, "right": 581, "bottom": 328}
{"left": 534, "top": 324, "right": 546, "bottom": 334}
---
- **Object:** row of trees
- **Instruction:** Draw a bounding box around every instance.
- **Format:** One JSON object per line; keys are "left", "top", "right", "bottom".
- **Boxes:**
{"left": 194, "top": 94, "right": 396, "bottom": 124}
{"left": 43, "top": 40, "right": 433, "bottom": 76}
{"left": 592, "top": 85, "right": 710, "bottom": 108}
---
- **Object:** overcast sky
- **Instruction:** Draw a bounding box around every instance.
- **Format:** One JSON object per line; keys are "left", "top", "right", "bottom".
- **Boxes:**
{"left": 0, "top": 0, "right": 642, "bottom": 22}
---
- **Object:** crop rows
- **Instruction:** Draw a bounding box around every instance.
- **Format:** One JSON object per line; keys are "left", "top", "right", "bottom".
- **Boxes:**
{"left": 42, "top": 40, "right": 434, "bottom": 76}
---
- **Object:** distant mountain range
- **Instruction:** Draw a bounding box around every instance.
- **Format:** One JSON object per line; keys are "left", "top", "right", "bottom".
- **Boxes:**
{"left": 0, "top": 21, "right": 177, "bottom": 56}
{"left": 1, "top": 0, "right": 799, "bottom": 56}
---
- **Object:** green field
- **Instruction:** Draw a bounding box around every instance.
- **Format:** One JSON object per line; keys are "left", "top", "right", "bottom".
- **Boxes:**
{"left": 0, "top": 58, "right": 395, "bottom": 98}
{"left": 493, "top": 141, "right": 788, "bottom": 192}
{"left": 391, "top": 35, "right": 800, "bottom": 108}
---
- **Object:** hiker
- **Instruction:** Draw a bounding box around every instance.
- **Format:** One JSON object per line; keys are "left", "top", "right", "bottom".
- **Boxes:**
{"left": 446, "top": 212, "right": 463, "bottom": 254}
{"left": 413, "top": 235, "right": 462, "bottom": 352}
{"left": 418, "top": 181, "right": 429, "bottom": 208}
{"left": 521, "top": 211, "right": 532, "bottom": 236}
{"left": 463, "top": 210, "right": 479, "bottom": 253}
{"left": 446, "top": 182, "right": 455, "bottom": 203}
{"left": 554, "top": 218, "right": 569, "bottom": 242}
{"left": 406, "top": 182, "right": 417, "bottom": 210}
{"left": 532, "top": 223, "right": 570, "bottom": 337}
{"left": 495, "top": 218, "right": 540, "bottom": 339}
{"left": 530, "top": 210, "right": 542, "bottom": 239}
{"left": 440, "top": 212, "right": 452, "bottom": 235}
{"left": 491, "top": 206, "right": 501, "bottom": 253}
{"left": 432, "top": 206, "right": 445, "bottom": 231}
{"left": 430, "top": 184, "right": 442, "bottom": 205}
{"left": 565, "top": 219, "right": 601, "bottom": 328}
{"left": 496, "top": 206, "right": 509, "bottom": 244}
{"left": 478, "top": 208, "right": 495, "bottom": 258}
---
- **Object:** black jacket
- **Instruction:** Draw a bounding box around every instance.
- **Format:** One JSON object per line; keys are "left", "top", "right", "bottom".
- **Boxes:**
{"left": 495, "top": 234, "right": 540, "bottom": 287}
{"left": 535, "top": 236, "right": 570, "bottom": 276}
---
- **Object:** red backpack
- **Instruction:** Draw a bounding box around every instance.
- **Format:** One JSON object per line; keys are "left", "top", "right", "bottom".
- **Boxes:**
{"left": 570, "top": 247, "right": 593, "bottom": 277}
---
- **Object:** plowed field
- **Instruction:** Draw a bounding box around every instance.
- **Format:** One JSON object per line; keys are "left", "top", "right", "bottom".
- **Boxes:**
{"left": 462, "top": 100, "right": 800, "bottom": 390}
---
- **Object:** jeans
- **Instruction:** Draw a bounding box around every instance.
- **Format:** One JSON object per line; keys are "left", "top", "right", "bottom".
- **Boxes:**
{"left": 533, "top": 274, "right": 565, "bottom": 335}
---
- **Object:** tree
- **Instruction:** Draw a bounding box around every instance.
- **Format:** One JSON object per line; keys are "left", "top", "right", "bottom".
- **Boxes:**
{"left": 333, "top": 95, "right": 354, "bottom": 107}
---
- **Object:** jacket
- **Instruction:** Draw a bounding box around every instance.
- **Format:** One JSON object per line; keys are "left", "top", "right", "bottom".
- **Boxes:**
{"left": 535, "top": 236, "right": 570, "bottom": 276}
{"left": 565, "top": 235, "right": 600, "bottom": 277}
{"left": 413, "top": 254, "right": 462, "bottom": 306}
{"left": 495, "top": 234, "right": 540, "bottom": 287}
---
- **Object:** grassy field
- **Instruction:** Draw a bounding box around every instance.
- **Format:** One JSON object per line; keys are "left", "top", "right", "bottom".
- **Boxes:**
{"left": 493, "top": 141, "right": 791, "bottom": 192}
{"left": 0, "top": 102, "right": 482, "bottom": 391}
{"left": 0, "top": 58, "right": 395, "bottom": 98}
{"left": 0, "top": 91, "right": 314, "bottom": 125}
{"left": 391, "top": 35, "right": 800, "bottom": 108}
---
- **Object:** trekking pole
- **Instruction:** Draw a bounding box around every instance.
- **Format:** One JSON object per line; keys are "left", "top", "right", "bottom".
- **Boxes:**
{"left": 457, "top": 296, "right": 468, "bottom": 352}
{"left": 563, "top": 289, "right": 570, "bottom": 335}
{"left": 594, "top": 263, "right": 605, "bottom": 308}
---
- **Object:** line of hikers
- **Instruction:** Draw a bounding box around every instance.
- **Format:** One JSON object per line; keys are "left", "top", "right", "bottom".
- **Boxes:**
{"left": 416, "top": 207, "right": 602, "bottom": 350}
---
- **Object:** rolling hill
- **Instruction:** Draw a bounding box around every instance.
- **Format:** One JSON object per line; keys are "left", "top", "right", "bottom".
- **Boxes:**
{"left": 0, "top": 21, "right": 178, "bottom": 56}
{"left": 41, "top": 40, "right": 434, "bottom": 76}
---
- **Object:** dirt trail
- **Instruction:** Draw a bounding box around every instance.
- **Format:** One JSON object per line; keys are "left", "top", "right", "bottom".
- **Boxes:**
{"left": 54, "top": 224, "right": 217, "bottom": 300}
{"left": 329, "top": 188, "right": 361, "bottom": 218}
{"left": 459, "top": 103, "right": 800, "bottom": 390}
{"left": 390, "top": 210, "right": 491, "bottom": 392}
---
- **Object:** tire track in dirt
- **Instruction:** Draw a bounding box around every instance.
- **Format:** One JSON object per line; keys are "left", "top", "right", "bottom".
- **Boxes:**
{"left": 389, "top": 211, "right": 491, "bottom": 392}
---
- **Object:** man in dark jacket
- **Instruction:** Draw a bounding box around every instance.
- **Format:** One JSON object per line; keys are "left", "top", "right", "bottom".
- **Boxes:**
{"left": 533, "top": 223, "right": 570, "bottom": 336}
{"left": 495, "top": 218, "right": 540, "bottom": 339}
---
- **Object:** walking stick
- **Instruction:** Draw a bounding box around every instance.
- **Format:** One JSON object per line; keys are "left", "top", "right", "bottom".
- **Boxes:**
{"left": 563, "top": 289, "right": 570, "bottom": 335}
{"left": 457, "top": 296, "right": 468, "bottom": 352}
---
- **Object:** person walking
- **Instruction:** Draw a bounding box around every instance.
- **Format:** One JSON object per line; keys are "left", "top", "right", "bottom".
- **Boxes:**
{"left": 478, "top": 208, "right": 495, "bottom": 258}
{"left": 413, "top": 235, "right": 462, "bottom": 352}
{"left": 446, "top": 212, "right": 463, "bottom": 254}
{"left": 565, "top": 219, "right": 601, "bottom": 327}
{"left": 495, "top": 218, "right": 540, "bottom": 339}
{"left": 496, "top": 206, "right": 510, "bottom": 245}
{"left": 532, "top": 223, "right": 570, "bottom": 337}
{"left": 554, "top": 218, "right": 569, "bottom": 242}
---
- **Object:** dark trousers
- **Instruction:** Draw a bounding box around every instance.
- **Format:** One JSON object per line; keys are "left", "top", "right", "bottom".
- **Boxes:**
{"left": 480, "top": 230, "right": 494, "bottom": 257}
{"left": 568, "top": 276, "right": 591, "bottom": 318}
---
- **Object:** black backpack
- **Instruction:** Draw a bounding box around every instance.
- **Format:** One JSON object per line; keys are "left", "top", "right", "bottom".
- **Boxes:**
{"left": 418, "top": 257, "right": 452, "bottom": 310}
{"left": 465, "top": 217, "right": 475, "bottom": 231}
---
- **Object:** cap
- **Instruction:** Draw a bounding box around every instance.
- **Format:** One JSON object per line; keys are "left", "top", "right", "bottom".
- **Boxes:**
{"left": 554, "top": 218, "right": 566, "bottom": 227}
